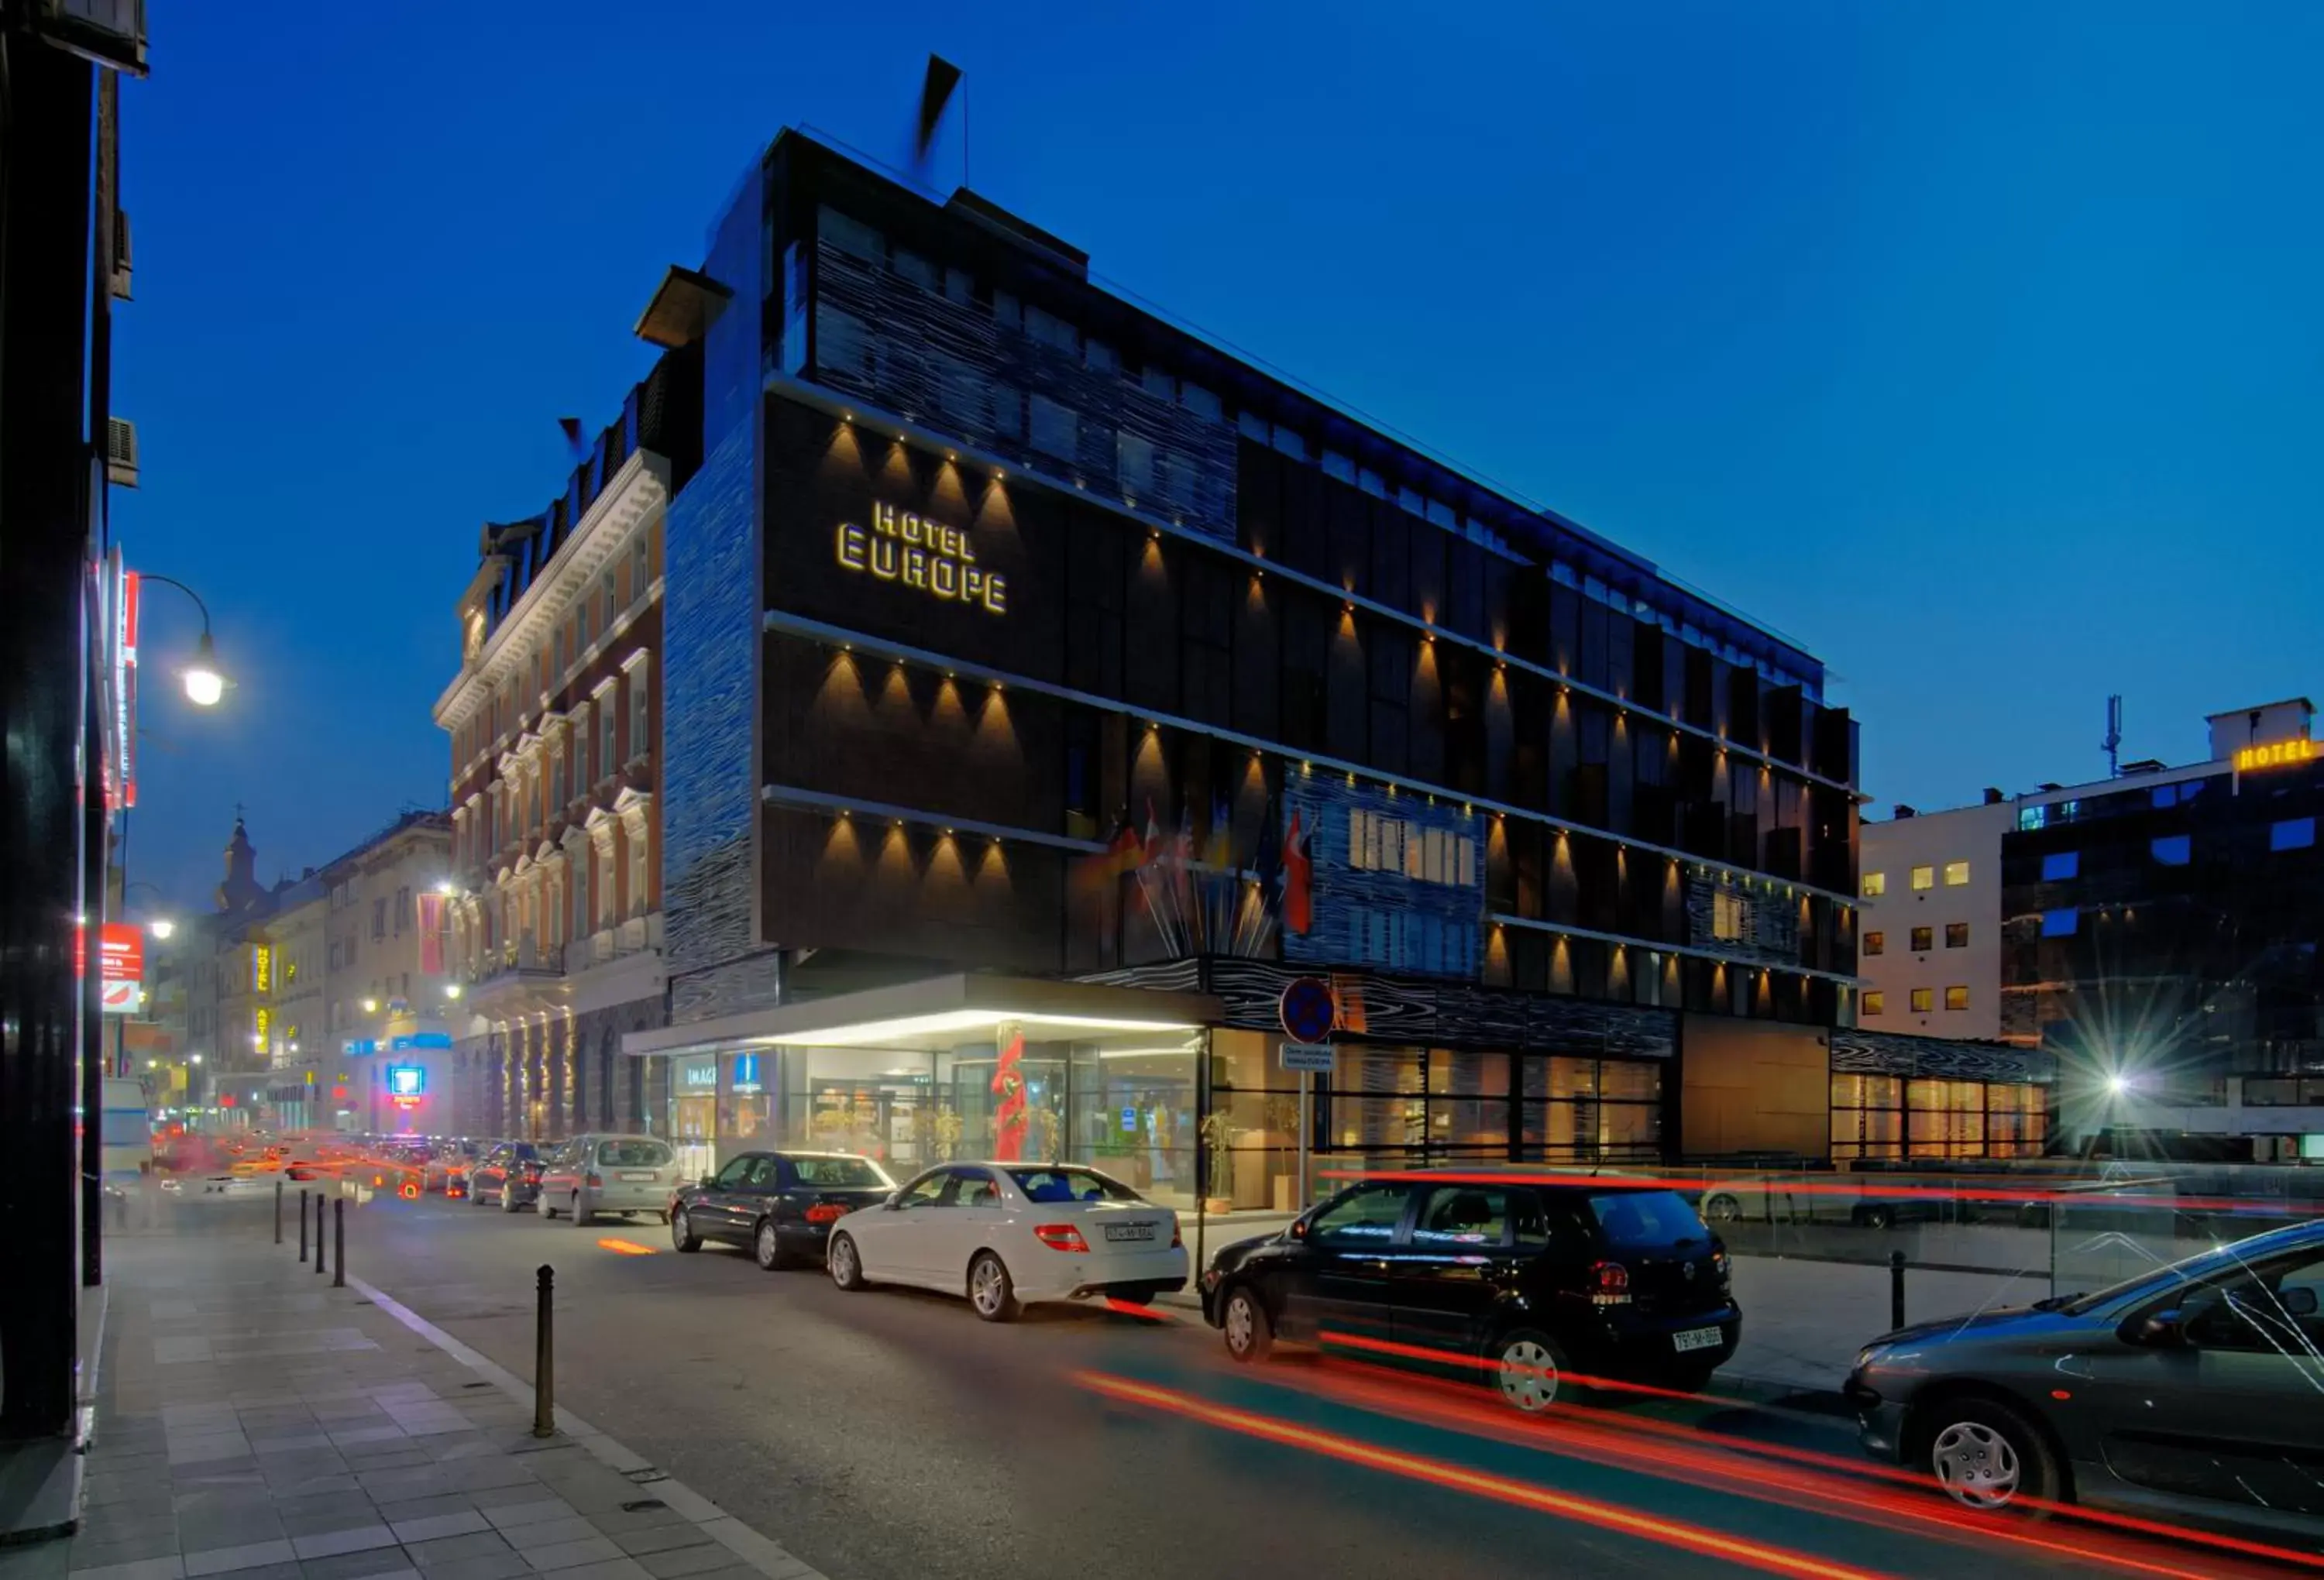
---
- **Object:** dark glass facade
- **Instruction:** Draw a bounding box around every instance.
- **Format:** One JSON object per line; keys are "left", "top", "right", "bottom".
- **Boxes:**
{"left": 651, "top": 129, "right": 1869, "bottom": 1171}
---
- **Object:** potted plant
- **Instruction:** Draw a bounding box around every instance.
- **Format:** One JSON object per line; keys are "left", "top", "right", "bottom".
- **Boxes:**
{"left": 1199, "top": 1111, "right": 1235, "bottom": 1214}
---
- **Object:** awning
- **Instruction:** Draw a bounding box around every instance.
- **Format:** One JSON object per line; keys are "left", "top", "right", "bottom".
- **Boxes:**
{"left": 621, "top": 973, "right": 1219, "bottom": 1060}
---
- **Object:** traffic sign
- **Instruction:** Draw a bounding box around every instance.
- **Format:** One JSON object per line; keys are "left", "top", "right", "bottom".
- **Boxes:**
{"left": 1278, "top": 977, "right": 1336, "bottom": 1043}
{"left": 1280, "top": 1042, "right": 1334, "bottom": 1073}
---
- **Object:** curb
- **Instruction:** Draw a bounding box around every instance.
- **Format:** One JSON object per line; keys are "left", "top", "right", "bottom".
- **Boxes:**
{"left": 347, "top": 1273, "right": 827, "bottom": 1580}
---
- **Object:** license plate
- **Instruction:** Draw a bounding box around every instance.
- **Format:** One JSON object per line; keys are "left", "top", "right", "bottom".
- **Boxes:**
{"left": 621, "top": 1172, "right": 655, "bottom": 1182}
{"left": 1673, "top": 1325, "right": 1724, "bottom": 1354}
{"left": 1102, "top": 1223, "right": 1156, "bottom": 1243}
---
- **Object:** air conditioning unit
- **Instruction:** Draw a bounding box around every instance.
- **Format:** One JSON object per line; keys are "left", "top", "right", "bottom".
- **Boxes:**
{"left": 106, "top": 417, "right": 139, "bottom": 489}
{"left": 111, "top": 208, "right": 132, "bottom": 301}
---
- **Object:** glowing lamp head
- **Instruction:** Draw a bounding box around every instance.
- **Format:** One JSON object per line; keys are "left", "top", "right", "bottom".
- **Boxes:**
{"left": 147, "top": 917, "right": 176, "bottom": 939}
{"left": 444, "top": 984, "right": 463, "bottom": 1001}
{"left": 435, "top": 878, "right": 459, "bottom": 895}
{"left": 2106, "top": 1073, "right": 2132, "bottom": 1096}
{"left": 182, "top": 632, "right": 225, "bottom": 707}
{"left": 362, "top": 998, "right": 379, "bottom": 1014}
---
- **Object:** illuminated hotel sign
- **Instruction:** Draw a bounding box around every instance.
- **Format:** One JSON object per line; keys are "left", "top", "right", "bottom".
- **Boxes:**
{"left": 2236, "top": 738, "right": 2318, "bottom": 772}
{"left": 836, "top": 502, "right": 1007, "bottom": 615}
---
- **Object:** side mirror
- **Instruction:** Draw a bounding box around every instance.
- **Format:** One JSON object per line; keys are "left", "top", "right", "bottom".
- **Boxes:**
{"left": 699, "top": 1173, "right": 717, "bottom": 1190}
{"left": 2134, "top": 1309, "right": 2185, "bottom": 1348}
{"left": 883, "top": 1191, "right": 904, "bottom": 1210}
{"left": 1288, "top": 1218, "right": 1308, "bottom": 1241}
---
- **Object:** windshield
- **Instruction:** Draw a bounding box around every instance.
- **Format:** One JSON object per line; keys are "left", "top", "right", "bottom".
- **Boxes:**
{"left": 2059, "top": 1227, "right": 2315, "bottom": 1315}
{"left": 1008, "top": 1166, "right": 1143, "bottom": 1204}
{"left": 597, "top": 1140, "right": 672, "bottom": 1167}
{"left": 1587, "top": 1190, "right": 1710, "bottom": 1250}
{"left": 791, "top": 1156, "right": 889, "bottom": 1187}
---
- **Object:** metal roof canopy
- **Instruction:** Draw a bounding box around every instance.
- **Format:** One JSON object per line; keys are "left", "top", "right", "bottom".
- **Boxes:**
{"left": 621, "top": 973, "right": 1219, "bottom": 1060}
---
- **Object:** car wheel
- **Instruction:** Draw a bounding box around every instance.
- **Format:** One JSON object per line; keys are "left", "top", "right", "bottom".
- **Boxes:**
{"left": 1221, "top": 1285, "right": 1273, "bottom": 1363}
{"left": 1492, "top": 1328, "right": 1581, "bottom": 1413}
{"left": 828, "top": 1232, "right": 867, "bottom": 1290}
{"left": 569, "top": 1195, "right": 592, "bottom": 1227}
{"left": 1923, "top": 1397, "right": 2060, "bottom": 1516}
{"left": 1702, "top": 1194, "right": 1741, "bottom": 1224}
{"left": 968, "top": 1252, "right": 1019, "bottom": 1322}
{"left": 754, "top": 1219, "right": 792, "bottom": 1271}
{"left": 470, "top": 1184, "right": 487, "bottom": 1206}
{"left": 501, "top": 1185, "right": 521, "bottom": 1213}
{"left": 670, "top": 1206, "right": 702, "bottom": 1252}
{"left": 541, "top": 1195, "right": 559, "bottom": 1221}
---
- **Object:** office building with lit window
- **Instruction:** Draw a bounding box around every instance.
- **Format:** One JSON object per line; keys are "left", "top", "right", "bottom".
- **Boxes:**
{"left": 1859, "top": 698, "right": 2324, "bottom": 1162}
{"left": 497, "top": 124, "right": 1899, "bottom": 1197}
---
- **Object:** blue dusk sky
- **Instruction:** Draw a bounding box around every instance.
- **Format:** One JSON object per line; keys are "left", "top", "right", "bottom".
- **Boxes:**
{"left": 115, "top": 0, "right": 2322, "bottom": 910}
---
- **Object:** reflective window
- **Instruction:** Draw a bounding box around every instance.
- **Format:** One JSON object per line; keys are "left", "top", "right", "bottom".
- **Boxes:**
{"left": 894, "top": 1171, "right": 947, "bottom": 1209}
{"left": 1863, "top": 991, "right": 1886, "bottom": 1015}
{"left": 1308, "top": 1182, "right": 1411, "bottom": 1247}
{"left": 2271, "top": 817, "right": 2315, "bottom": 853}
{"left": 2041, "top": 907, "right": 2078, "bottom": 937}
{"left": 1944, "top": 985, "right": 1970, "bottom": 1012}
{"left": 1910, "top": 988, "right": 1934, "bottom": 1013}
{"left": 1945, "top": 923, "right": 1969, "bottom": 949}
{"left": 1910, "top": 865, "right": 1934, "bottom": 891}
{"left": 1862, "top": 931, "right": 1884, "bottom": 957}
{"left": 2041, "top": 850, "right": 2078, "bottom": 881}
{"left": 1030, "top": 394, "right": 1077, "bottom": 461}
{"left": 1910, "top": 926, "right": 1933, "bottom": 952}
{"left": 1943, "top": 860, "right": 1971, "bottom": 886}
{"left": 2150, "top": 833, "right": 2192, "bottom": 866}
{"left": 1412, "top": 1187, "right": 1510, "bottom": 1247}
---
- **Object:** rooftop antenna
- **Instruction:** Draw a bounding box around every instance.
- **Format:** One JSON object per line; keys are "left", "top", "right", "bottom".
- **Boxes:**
{"left": 2102, "top": 694, "right": 2123, "bottom": 778}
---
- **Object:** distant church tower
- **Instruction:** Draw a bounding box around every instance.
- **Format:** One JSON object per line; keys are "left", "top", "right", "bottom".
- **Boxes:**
{"left": 214, "top": 812, "right": 267, "bottom": 916}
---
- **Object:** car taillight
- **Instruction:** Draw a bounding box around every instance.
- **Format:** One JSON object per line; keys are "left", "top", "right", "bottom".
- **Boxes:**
{"left": 585, "top": 1173, "right": 603, "bottom": 1189}
{"left": 1171, "top": 1215, "right": 1183, "bottom": 1249}
{"left": 1033, "top": 1223, "right": 1091, "bottom": 1253}
{"left": 1712, "top": 1250, "right": 1730, "bottom": 1279}
{"left": 1590, "top": 1260, "right": 1632, "bottom": 1306}
{"left": 805, "top": 1204, "right": 847, "bottom": 1224}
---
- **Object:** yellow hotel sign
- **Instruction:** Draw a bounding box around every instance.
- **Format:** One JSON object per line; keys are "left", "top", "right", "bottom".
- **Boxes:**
{"left": 836, "top": 502, "right": 1008, "bottom": 615}
{"left": 2236, "top": 738, "right": 2318, "bottom": 772}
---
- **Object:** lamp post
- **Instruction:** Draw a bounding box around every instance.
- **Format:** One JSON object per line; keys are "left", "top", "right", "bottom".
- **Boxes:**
{"left": 136, "top": 574, "right": 229, "bottom": 708}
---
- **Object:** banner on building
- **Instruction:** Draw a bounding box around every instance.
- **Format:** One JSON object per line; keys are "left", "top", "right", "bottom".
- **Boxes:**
{"left": 417, "top": 890, "right": 446, "bottom": 976}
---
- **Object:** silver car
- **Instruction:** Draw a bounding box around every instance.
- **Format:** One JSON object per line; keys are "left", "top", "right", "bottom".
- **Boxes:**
{"left": 538, "top": 1134, "right": 682, "bottom": 1226}
{"left": 1847, "top": 1218, "right": 2324, "bottom": 1547}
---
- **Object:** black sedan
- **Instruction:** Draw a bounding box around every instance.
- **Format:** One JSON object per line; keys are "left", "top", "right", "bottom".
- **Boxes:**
{"left": 1847, "top": 1218, "right": 2324, "bottom": 1544}
{"left": 669, "top": 1150, "right": 896, "bottom": 1269}
{"left": 469, "top": 1141, "right": 545, "bottom": 1210}
{"left": 1202, "top": 1173, "right": 1738, "bottom": 1411}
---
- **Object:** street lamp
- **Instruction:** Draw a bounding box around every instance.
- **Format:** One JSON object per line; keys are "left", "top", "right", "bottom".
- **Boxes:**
{"left": 147, "top": 916, "right": 176, "bottom": 939}
{"left": 362, "top": 998, "right": 379, "bottom": 1014}
{"left": 435, "top": 878, "right": 459, "bottom": 895}
{"left": 191, "top": 1054, "right": 203, "bottom": 1065}
{"left": 444, "top": 983, "right": 463, "bottom": 1001}
{"left": 139, "top": 574, "right": 229, "bottom": 706}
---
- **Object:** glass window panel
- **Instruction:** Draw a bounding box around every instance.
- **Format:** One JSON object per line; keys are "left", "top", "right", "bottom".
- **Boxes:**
{"left": 2151, "top": 834, "right": 2192, "bottom": 866}
{"left": 2041, "top": 850, "right": 2078, "bottom": 881}
{"left": 1910, "top": 865, "right": 1934, "bottom": 891}
{"left": 1944, "top": 860, "right": 1971, "bottom": 886}
{"left": 1428, "top": 1049, "right": 1510, "bottom": 1097}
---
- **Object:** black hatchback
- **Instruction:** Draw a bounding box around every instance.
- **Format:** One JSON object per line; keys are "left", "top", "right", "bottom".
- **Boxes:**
{"left": 1202, "top": 1173, "right": 1739, "bottom": 1410}
{"left": 669, "top": 1150, "right": 896, "bottom": 1269}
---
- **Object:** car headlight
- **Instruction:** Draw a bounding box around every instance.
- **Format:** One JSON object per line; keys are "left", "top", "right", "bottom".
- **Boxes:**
{"left": 1853, "top": 1344, "right": 1887, "bottom": 1372}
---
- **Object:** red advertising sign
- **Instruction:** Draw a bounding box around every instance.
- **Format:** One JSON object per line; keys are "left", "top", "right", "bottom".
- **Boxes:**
{"left": 77, "top": 922, "right": 146, "bottom": 1015}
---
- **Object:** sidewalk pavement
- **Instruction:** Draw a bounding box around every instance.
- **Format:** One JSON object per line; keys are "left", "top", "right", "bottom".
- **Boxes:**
{"left": 0, "top": 1217, "right": 824, "bottom": 1580}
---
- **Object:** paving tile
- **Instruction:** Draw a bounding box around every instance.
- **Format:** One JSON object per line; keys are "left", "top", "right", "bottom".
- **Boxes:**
{"left": 0, "top": 1547, "right": 74, "bottom": 1580}
{"left": 478, "top": 1503, "right": 573, "bottom": 1533}
{"left": 515, "top": 1540, "right": 621, "bottom": 1575}
{"left": 342, "top": 1449, "right": 435, "bottom": 1474}
{"left": 576, "top": 1507, "right": 685, "bottom": 1538}
{"left": 497, "top": 1522, "right": 596, "bottom": 1553}
{"left": 372, "top": 1496, "right": 477, "bottom": 1524}
{"left": 76, "top": 1513, "right": 179, "bottom": 1546}
{"left": 258, "top": 1473, "right": 358, "bottom": 1499}
{"left": 67, "top": 1533, "right": 183, "bottom": 1568}
{"left": 176, "top": 1515, "right": 283, "bottom": 1551}
{"left": 328, "top": 1429, "right": 409, "bottom": 1450}
{"left": 181, "top": 1540, "right": 296, "bottom": 1578}
{"left": 601, "top": 1530, "right": 712, "bottom": 1563}
{"left": 387, "top": 1515, "right": 490, "bottom": 1545}
{"left": 244, "top": 1433, "right": 331, "bottom": 1454}
{"left": 282, "top": 1510, "right": 387, "bottom": 1541}
{"left": 525, "top": 1563, "right": 645, "bottom": 1580}
{"left": 451, "top": 1463, "right": 539, "bottom": 1493}
{"left": 64, "top": 1559, "right": 184, "bottom": 1580}
{"left": 413, "top": 1555, "right": 531, "bottom": 1580}
{"left": 634, "top": 1568, "right": 758, "bottom": 1580}
{"left": 296, "top": 1551, "right": 425, "bottom": 1580}
{"left": 401, "top": 1537, "right": 509, "bottom": 1569}
{"left": 631, "top": 1545, "right": 737, "bottom": 1578}
{"left": 288, "top": 1527, "right": 398, "bottom": 1561}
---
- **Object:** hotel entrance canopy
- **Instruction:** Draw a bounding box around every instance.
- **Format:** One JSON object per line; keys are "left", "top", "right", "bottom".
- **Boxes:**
{"left": 619, "top": 973, "right": 1219, "bottom": 1060}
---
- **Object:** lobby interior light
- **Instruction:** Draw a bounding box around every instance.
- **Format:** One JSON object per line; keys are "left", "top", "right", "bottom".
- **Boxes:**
{"left": 362, "top": 998, "right": 379, "bottom": 1014}
{"left": 191, "top": 1053, "right": 204, "bottom": 1065}
{"left": 445, "top": 984, "right": 463, "bottom": 1000}
{"left": 747, "top": 1008, "right": 1202, "bottom": 1050}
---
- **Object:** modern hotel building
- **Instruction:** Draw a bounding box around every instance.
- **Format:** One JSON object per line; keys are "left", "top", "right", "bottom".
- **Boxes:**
{"left": 449, "top": 125, "right": 2049, "bottom": 1198}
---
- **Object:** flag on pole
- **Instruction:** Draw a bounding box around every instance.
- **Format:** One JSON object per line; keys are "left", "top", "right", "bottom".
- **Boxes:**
{"left": 916, "top": 55, "right": 963, "bottom": 164}
{"left": 418, "top": 891, "right": 447, "bottom": 977}
{"left": 1283, "top": 809, "right": 1314, "bottom": 936}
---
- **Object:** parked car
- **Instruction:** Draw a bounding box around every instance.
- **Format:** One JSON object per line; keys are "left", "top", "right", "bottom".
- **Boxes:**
{"left": 470, "top": 1141, "right": 546, "bottom": 1210}
{"left": 1697, "top": 1173, "right": 1972, "bottom": 1230}
{"left": 1202, "top": 1174, "right": 1739, "bottom": 1411}
{"left": 1846, "top": 1218, "right": 2324, "bottom": 1544}
{"left": 668, "top": 1150, "right": 896, "bottom": 1267}
{"left": 827, "top": 1162, "right": 1186, "bottom": 1321}
{"left": 537, "top": 1135, "right": 685, "bottom": 1225}
{"left": 422, "top": 1142, "right": 476, "bottom": 1196}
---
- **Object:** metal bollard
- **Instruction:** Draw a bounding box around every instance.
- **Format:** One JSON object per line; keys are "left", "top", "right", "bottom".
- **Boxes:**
{"left": 275, "top": 1177, "right": 284, "bottom": 1245}
{"left": 333, "top": 1198, "right": 346, "bottom": 1289}
{"left": 1889, "top": 1249, "right": 1907, "bottom": 1331}
{"left": 314, "top": 1194, "right": 327, "bottom": 1276}
{"left": 299, "top": 1188, "right": 310, "bottom": 1261}
{"left": 532, "top": 1266, "right": 555, "bottom": 1438}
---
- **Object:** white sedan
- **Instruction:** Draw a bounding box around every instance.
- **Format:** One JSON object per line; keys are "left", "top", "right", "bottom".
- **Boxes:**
{"left": 827, "top": 1162, "right": 1187, "bottom": 1321}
